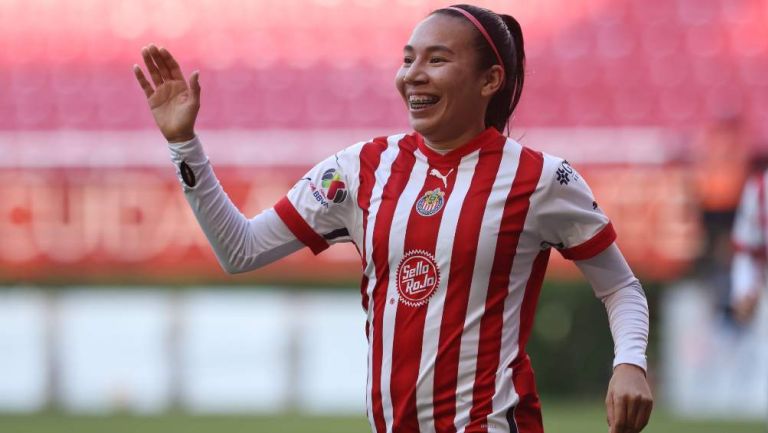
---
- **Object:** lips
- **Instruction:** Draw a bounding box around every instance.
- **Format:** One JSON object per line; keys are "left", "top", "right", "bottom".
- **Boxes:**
{"left": 408, "top": 94, "right": 440, "bottom": 110}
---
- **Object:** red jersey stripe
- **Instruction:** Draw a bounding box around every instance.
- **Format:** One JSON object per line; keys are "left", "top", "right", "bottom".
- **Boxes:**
{"left": 390, "top": 149, "right": 461, "bottom": 433}
{"left": 432, "top": 136, "right": 507, "bottom": 433}
{"left": 506, "top": 249, "right": 550, "bottom": 433}
{"left": 559, "top": 222, "right": 617, "bottom": 260}
{"left": 370, "top": 136, "right": 418, "bottom": 433}
{"left": 516, "top": 249, "right": 550, "bottom": 357}
{"left": 358, "top": 138, "right": 390, "bottom": 314}
{"left": 507, "top": 354, "right": 544, "bottom": 433}
{"left": 732, "top": 241, "right": 768, "bottom": 258}
{"left": 468, "top": 147, "right": 544, "bottom": 432}
{"left": 357, "top": 138, "right": 390, "bottom": 427}
{"left": 274, "top": 196, "right": 330, "bottom": 254}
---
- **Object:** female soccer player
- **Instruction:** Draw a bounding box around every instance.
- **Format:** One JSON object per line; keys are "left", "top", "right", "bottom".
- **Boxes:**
{"left": 134, "top": 4, "right": 652, "bottom": 433}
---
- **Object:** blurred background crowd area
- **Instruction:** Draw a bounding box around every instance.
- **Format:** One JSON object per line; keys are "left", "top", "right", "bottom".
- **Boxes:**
{"left": 0, "top": 0, "right": 767, "bottom": 431}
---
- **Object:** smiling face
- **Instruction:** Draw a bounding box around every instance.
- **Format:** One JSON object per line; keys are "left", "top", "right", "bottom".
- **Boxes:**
{"left": 396, "top": 14, "right": 502, "bottom": 146}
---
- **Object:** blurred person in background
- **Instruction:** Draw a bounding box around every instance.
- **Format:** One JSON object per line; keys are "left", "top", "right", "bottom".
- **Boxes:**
{"left": 690, "top": 117, "right": 750, "bottom": 294}
{"left": 730, "top": 149, "right": 768, "bottom": 324}
{"left": 134, "top": 4, "right": 652, "bottom": 433}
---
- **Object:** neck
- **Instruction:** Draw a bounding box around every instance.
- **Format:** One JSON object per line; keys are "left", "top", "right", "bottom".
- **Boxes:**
{"left": 422, "top": 124, "right": 488, "bottom": 153}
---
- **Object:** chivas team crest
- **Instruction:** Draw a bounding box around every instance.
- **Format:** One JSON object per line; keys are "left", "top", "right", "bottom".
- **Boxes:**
{"left": 396, "top": 250, "right": 440, "bottom": 307}
{"left": 415, "top": 188, "right": 445, "bottom": 216}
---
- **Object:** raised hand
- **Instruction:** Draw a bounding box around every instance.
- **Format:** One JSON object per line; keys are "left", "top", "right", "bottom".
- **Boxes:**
{"left": 134, "top": 44, "right": 200, "bottom": 143}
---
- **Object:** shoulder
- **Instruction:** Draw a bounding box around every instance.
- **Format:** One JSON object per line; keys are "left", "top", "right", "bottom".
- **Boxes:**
{"left": 329, "top": 133, "right": 410, "bottom": 177}
{"left": 541, "top": 152, "right": 581, "bottom": 188}
{"left": 501, "top": 139, "right": 576, "bottom": 186}
{"left": 349, "top": 133, "right": 413, "bottom": 166}
{"left": 341, "top": 133, "right": 409, "bottom": 157}
{"left": 513, "top": 146, "right": 593, "bottom": 203}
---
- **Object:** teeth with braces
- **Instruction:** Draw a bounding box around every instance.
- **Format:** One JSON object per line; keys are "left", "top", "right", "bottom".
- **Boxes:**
{"left": 409, "top": 95, "right": 439, "bottom": 103}
{"left": 409, "top": 95, "right": 439, "bottom": 109}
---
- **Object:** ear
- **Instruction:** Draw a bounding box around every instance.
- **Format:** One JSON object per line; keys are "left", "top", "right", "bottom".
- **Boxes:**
{"left": 480, "top": 64, "right": 504, "bottom": 97}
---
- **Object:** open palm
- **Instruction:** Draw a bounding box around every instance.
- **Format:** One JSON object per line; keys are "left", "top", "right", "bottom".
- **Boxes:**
{"left": 134, "top": 44, "right": 200, "bottom": 143}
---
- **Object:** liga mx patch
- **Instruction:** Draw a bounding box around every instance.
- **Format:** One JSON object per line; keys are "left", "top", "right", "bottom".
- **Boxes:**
{"left": 415, "top": 188, "right": 445, "bottom": 216}
{"left": 321, "top": 168, "right": 347, "bottom": 204}
{"left": 396, "top": 250, "right": 440, "bottom": 307}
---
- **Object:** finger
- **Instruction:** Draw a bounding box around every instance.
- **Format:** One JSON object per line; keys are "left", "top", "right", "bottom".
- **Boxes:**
{"left": 158, "top": 46, "right": 185, "bottom": 81}
{"left": 612, "top": 395, "right": 628, "bottom": 433}
{"left": 149, "top": 44, "right": 172, "bottom": 82}
{"left": 189, "top": 70, "right": 201, "bottom": 101}
{"left": 625, "top": 397, "right": 639, "bottom": 432}
{"left": 141, "top": 46, "right": 163, "bottom": 87}
{"left": 133, "top": 64, "right": 154, "bottom": 98}
{"left": 606, "top": 393, "right": 615, "bottom": 428}
{"left": 634, "top": 400, "right": 653, "bottom": 431}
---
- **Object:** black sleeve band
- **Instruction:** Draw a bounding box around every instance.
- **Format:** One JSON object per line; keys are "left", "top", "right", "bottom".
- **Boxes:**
{"left": 180, "top": 161, "right": 196, "bottom": 187}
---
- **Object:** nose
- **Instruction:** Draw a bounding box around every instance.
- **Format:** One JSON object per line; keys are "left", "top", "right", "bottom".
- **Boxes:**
{"left": 403, "top": 60, "right": 428, "bottom": 85}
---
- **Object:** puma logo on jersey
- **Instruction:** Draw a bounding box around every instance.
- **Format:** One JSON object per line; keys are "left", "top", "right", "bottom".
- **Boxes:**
{"left": 429, "top": 168, "right": 454, "bottom": 188}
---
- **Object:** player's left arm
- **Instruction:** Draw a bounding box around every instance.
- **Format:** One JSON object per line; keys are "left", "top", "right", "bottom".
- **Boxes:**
{"left": 536, "top": 157, "right": 652, "bottom": 433}
{"left": 575, "top": 245, "right": 653, "bottom": 433}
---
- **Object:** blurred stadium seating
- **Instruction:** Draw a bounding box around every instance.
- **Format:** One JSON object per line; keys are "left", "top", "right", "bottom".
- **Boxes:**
{"left": 0, "top": 0, "right": 765, "bottom": 133}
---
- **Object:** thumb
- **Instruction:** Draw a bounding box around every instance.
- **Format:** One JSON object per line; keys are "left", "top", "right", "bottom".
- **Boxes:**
{"left": 189, "top": 70, "right": 201, "bottom": 101}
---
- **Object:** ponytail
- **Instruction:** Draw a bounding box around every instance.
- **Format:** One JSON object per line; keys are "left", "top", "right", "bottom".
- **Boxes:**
{"left": 497, "top": 14, "right": 525, "bottom": 132}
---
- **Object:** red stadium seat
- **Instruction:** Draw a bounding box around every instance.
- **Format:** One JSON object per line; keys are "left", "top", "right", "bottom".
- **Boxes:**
{"left": 627, "top": 0, "right": 677, "bottom": 26}
{"left": 640, "top": 21, "right": 685, "bottom": 59}
{"left": 676, "top": 0, "right": 721, "bottom": 26}
{"left": 593, "top": 22, "right": 637, "bottom": 60}
{"left": 738, "top": 56, "right": 768, "bottom": 87}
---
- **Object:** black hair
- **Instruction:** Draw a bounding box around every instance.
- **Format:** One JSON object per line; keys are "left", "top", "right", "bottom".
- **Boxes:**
{"left": 432, "top": 4, "right": 526, "bottom": 133}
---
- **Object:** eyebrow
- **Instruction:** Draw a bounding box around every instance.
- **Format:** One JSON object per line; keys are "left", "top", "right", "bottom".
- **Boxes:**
{"left": 403, "top": 44, "right": 455, "bottom": 54}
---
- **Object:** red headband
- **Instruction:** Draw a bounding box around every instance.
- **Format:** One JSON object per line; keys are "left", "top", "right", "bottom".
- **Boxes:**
{"left": 446, "top": 6, "right": 506, "bottom": 81}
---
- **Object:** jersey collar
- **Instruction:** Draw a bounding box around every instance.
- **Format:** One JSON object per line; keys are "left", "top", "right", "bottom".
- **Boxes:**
{"left": 415, "top": 127, "right": 504, "bottom": 165}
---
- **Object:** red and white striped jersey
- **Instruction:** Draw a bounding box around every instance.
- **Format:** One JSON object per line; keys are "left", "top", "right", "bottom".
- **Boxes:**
{"left": 274, "top": 127, "right": 616, "bottom": 433}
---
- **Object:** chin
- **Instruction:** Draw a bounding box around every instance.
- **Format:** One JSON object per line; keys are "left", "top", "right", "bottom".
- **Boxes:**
{"left": 409, "top": 116, "right": 440, "bottom": 138}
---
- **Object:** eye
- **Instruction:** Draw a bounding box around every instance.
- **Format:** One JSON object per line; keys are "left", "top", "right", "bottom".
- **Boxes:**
{"left": 403, "top": 56, "right": 414, "bottom": 65}
{"left": 429, "top": 57, "right": 446, "bottom": 64}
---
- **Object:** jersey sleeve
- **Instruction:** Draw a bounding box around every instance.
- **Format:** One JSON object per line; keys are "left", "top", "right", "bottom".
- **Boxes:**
{"left": 168, "top": 136, "right": 306, "bottom": 274}
{"left": 273, "top": 148, "right": 359, "bottom": 255}
{"left": 536, "top": 157, "right": 616, "bottom": 261}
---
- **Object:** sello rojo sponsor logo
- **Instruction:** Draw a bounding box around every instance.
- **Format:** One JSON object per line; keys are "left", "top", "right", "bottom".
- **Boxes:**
{"left": 396, "top": 250, "right": 440, "bottom": 307}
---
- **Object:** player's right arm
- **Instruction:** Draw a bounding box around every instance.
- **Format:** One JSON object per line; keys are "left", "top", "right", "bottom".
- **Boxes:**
{"left": 134, "top": 46, "right": 357, "bottom": 274}
{"left": 164, "top": 135, "right": 306, "bottom": 273}
{"left": 133, "top": 45, "right": 305, "bottom": 273}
